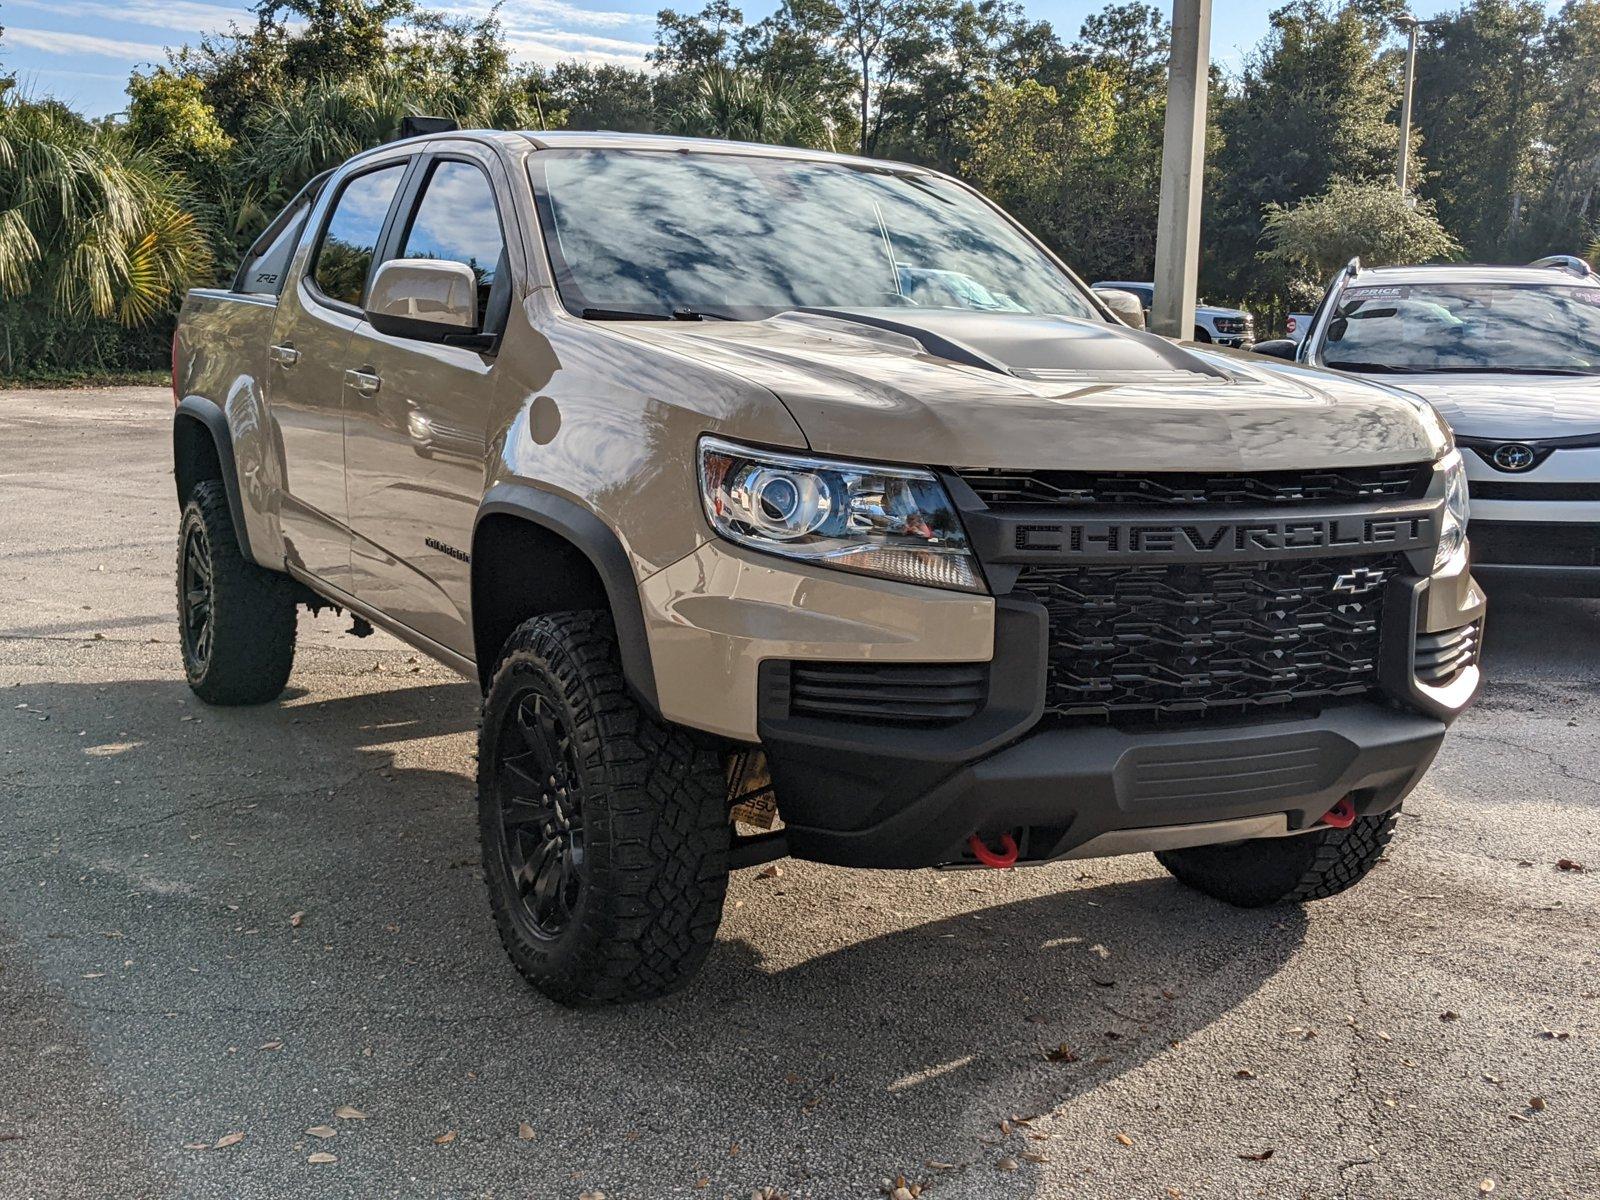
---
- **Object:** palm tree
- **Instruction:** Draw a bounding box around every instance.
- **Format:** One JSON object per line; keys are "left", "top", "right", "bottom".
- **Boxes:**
{"left": 0, "top": 95, "right": 211, "bottom": 326}
{"left": 668, "top": 67, "right": 828, "bottom": 148}
{"left": 236, "top": 67, "right": 540, "bottom": 214}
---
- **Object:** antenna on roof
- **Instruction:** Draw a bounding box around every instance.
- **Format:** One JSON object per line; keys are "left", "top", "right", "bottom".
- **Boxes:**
{"left": 397, "top": 115, "right": 458, "bottom": 141}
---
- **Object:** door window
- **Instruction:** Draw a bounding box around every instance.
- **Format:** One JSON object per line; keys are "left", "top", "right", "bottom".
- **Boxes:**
{"left": 396, "top": 160, "right": 507, "bottom": 330}
{"left": 312, "top": 163, "right": 407, "bottom": 307}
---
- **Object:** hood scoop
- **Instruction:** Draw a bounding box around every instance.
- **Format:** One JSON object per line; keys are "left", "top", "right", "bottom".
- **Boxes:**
{"left": 788, "top": 307, "right": 1228, "bottom": 382}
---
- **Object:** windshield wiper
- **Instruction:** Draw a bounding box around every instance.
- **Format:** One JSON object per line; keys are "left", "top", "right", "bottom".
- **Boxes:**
{"left": 580, "top": 306, "right": 735, "bottom": 322}
{"left": 1323, "top": 360, "right": 1419, "bottom": 374}
{"left": 1421, "top": 365, "right": 1598, "bottom": 376}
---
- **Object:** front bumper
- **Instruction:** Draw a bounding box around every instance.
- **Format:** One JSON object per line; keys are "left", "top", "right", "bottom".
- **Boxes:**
{"left": 767, "top": 700, "right": 1446, "bottom": 868}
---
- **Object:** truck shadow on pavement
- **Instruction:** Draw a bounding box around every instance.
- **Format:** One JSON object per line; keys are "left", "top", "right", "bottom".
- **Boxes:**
{"left": 3, "top": 672, "right": 1310, "bottom": 1195}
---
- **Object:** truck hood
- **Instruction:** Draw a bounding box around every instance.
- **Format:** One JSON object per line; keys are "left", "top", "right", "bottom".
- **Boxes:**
{"left": 612, "top": 309, "right": 1446, "bottom": 470}
{"left": 1352, "top": 371, "right": 1600, "bottom": 440}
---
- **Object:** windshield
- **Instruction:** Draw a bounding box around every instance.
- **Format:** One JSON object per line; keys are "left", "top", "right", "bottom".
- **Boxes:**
{"left": 1316, "top": 280, "right": 1600, "bottom": 374}
{"left": 527, "top": 149, "right": 1100, "bottom": 322}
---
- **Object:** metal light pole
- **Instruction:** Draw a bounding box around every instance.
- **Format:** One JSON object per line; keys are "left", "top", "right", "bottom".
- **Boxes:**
{"left": 1151, "top": 0, "right": 1213, "bottom": 340}
{"left": 1395, "top": 14, "right": 1420, "bottom": 192}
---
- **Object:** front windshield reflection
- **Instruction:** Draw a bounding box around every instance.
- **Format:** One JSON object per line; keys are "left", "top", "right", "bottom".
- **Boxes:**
{"left": 1318, "top": 281, "right": 1600, "bottom": 375}
{"left": 527, "top": 149, "right": 1099, "bottom": 322}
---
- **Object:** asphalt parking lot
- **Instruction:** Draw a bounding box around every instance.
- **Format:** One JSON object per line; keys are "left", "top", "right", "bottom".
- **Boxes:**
{"left": 2, "top": 385, "right": 1597, "bottom": 1200}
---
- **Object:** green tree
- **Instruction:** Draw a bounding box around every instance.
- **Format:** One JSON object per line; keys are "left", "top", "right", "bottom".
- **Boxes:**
{"left": 545, "top": 63, "right": 659, "bottom": 132}
{"left": 1075, "top": 1, "right": 1169, "bottom": 111}
{"left": 668, "top": 66, "right": 829, "bottom": 145}
{"left": 1414, "top": 0, "right": 1549, "bottom": 258}
{"left": 0, "top": 95, "right": 212, "bottom": 328}
{"left": 1208, "top": 1, "right": 1404, "bottom": 304}
{"left": 1261, "top": 178, "right": 1460, "bottom": 300}
{"left": 1524, "top": 0, "right": 1600, "bottom": 253}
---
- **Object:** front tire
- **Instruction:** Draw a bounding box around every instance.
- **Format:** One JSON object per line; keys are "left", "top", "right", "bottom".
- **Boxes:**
{"left": 478, "top": 610, "right": 730, "bottom": 1006}
{"left": 1156, "top": 809, "right": 1399, "bottom": 907}
{"left": 177, "top": 480, "right": 297, "bottom": 705}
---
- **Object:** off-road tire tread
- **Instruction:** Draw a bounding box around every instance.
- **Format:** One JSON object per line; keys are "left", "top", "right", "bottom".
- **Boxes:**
{"left": 1156, "top": 809, "right": 1399, "bottom": 907}
{"left": 178, "top": 480, "right": 297, "bottom": 705}
{"left": 478, "top": 610, "right": 729, "bottom": 1006}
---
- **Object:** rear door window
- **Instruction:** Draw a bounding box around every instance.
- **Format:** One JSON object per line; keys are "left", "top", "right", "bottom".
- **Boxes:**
{"left": 311, "top": 163, "right": 407, "bottom": 307}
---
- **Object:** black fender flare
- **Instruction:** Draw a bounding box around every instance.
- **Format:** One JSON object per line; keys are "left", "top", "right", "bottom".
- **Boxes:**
{"left": 474, "top": 484, "right": 661, "bottom": 716}
{"left": 174, "top": 396, "right": 256, "bottom": 564}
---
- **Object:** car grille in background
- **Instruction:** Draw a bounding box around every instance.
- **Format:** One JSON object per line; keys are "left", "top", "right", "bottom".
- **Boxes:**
{"left": 956, "top": 464, "right": 1431, "bottom": 509}
{"left": 1470, "top": 482, "right": 1600, "bottom": 502}
{"left": 1415, "top": 622, "right": 1479, "bottom": 686}
{"left": 787, "top": 662, "right": 986, "bottom": 724}
{"left": 1213, "top": 317, "right": 1248, "bottom": 334}
{"left": 1012, "top": 556, "right": 1396, "bottom": 724}
{"left": 1470, "top": 520, "right": 1600, "bottom": 566}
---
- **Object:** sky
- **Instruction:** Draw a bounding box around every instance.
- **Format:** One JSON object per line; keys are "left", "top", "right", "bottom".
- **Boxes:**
{"left": 0, "top": 0, "right": 1503, "bottom": 119}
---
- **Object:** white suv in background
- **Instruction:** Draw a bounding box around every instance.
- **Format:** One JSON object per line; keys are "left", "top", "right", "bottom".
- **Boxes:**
{"left": 1092, "top": 281, "right": 1255, "bottom": 347}
{"left": 1261, "top": 259, "right": 1600, "bottom": 596}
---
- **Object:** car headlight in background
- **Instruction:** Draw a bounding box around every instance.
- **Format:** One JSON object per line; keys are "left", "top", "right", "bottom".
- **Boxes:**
{"left": 698, "top": 437, "right": 985, "bottom": 593}
{"left": 1434, "top": 448, "right": 1470, "bottom": 572}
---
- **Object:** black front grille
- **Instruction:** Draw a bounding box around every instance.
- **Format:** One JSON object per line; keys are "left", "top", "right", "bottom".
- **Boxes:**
{"left": 1013, "top": 556, "right": 1395, "bottom": 724}
{"left": 1471, "top": 482, "right": 1600, "bottom": 502}
{"left": 956, "top": 464, "right": 1431, "bottom": 509}
{"left": 1471, "top": 520, "right": 1600, "bottom": 566}
{"left": 788, "top": 662, "right": 986, "bottom": 724}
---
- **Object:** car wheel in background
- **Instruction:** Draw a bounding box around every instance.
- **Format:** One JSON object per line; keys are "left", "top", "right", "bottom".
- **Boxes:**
{"left": 1155, "top": 809, "right": 1399, "bottom": 907}
{"left": 176, "top": 479, "right": 298, "bottom": 705}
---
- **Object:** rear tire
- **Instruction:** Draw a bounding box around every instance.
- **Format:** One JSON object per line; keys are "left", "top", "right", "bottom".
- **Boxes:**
{"left": 1192, "top": 326, "right": 1213, "bottom": 342}
{"left": 177, "top": 480, "right": 297, "bottom": 705}
{"left": 1156, "top": 809, "right": 1399, "bottom": 907}
{"left": 478, "top": 610, "right": 730, "bottom": 1006}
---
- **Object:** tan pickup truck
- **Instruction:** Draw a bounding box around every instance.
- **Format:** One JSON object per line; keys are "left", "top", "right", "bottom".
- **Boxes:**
{"left": 171, "top": 128, "right": 1484, "bottom": 1006}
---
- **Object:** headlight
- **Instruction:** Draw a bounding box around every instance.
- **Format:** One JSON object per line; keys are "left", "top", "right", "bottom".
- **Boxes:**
{"left": 1434, "top": 448, "right": 1470, "bottom": 572}
{"left": 697, "top": 437, "right": 985, "bottom": 593}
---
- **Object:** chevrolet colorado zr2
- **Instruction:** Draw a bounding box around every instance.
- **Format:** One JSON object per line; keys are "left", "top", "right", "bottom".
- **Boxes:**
{"left": 170, "top": 129, "right": 1484, "bottom": 1006}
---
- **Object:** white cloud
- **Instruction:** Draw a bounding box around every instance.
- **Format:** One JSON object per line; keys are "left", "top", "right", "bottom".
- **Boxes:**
{"left": 3, "top": 27, "right": 170, "bottom": 60}
{"left": 442, "top": 0, "right": 649, "bottom": 32}
{"left": 5, "top": 0, "right": 248, "bottom": 34}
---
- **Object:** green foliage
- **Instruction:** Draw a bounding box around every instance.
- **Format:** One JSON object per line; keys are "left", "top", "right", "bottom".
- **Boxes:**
{"left": 1262, "top": 179, "right": 1461, "bottom": 299}
{"left": 1413, "top": 0, "right": 1548, "bottom": 259}
{"left": 1208, "top": 1, "right": 1404, "bottom": 303}
{"left": 0, "top": 94, "right": 212, "bottom": 328}
{"left": 668, "top": 68, "right": 831, "bottom": 147}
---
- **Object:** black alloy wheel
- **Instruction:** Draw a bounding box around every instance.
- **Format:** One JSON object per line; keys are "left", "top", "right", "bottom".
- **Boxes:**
{"left": 179, "top": 523, "right": 215, "bottom": 671}
{"left": 492, "top": 686, "right": 587, "bottom": 941}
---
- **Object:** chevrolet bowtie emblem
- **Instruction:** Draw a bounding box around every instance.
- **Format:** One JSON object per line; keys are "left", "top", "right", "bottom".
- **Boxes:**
{"left": 1331, "top": 567, "right": 1387, "bottom": 594}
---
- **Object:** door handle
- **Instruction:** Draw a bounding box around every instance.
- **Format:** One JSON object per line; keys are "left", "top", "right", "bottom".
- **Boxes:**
{"left": 268, "top": 343, "right": 300, "bottom": 366}
{"left": 343, "top": 368, "right": 381, "bottom": 396}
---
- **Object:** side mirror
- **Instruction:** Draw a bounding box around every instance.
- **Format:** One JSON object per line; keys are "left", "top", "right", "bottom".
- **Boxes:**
{"left": 365, "top": 259, "right": 478, "bottom": 341}
{"left": 1094, "top": 288, "right": 1147, "bottom": 330}
{"left": 1251, "top": 339, "right": 1299, "bottom": 361}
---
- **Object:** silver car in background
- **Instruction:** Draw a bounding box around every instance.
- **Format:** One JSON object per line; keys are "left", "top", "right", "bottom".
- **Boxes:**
{"left": 1261, "top": 259, "right": 1600, "bottom": 595}
{"left": 1092, "top": 281, "right": 1255, "bottom": 347}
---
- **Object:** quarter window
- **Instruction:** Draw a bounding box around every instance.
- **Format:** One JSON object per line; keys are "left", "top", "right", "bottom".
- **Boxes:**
{"left": 313, "top": 163, "right": 406, "bottom": 306}
{"left": 398, "top": 160, "right": 506, "bottom": 320}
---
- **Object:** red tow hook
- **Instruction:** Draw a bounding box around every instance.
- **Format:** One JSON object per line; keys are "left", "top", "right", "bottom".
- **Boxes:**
{"left": 968, "top": 832, "right": 1019, "bottom": 869}
{"left": 1321, "top": 797, "right": 1357, "bottom": 829}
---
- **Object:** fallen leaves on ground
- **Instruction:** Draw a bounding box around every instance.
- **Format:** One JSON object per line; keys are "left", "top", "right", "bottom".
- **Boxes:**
{"left": 1479, "top": 1180, "right": 1495, "bottom": 1194}
{"left": 213, "top": 1132, "right": 245, "bottom": 1149}
{"left": 1044, "top": 1044, "right": 1078, "bottom": 1063}
{"left": 757, "top": 865, "right": 783, "bottom": 879}
{"left": 289, "top": 911, "right": 306, "bottom": 928}
{"left": 1529, "top": 1096, "right": 1547, "bottom": 1112}
{"left": 1556, "top": 859, "right": 1585, "bottom": 872}
{"left": 1114, "top": 1133, "right": 1134, "bottom": 1147}
{"left": 433, "top": 1131, "right": 456, "bottom": 1145}
{"left": 1440, "top": 1011, "right": 1461, "bottom": 1022}
{"left": 308, "top": 1152, "right": 337, "bottom": 1165}
{"left": 1234, "top": 1068, "right": 1256, "bottom": 1079}
{"left": 995, "top": 1158, "right": 1019, "bottom": 1172}
{"left": 1238, "top": 1149, "right": 1274, "bottom": 1162}
{"left": 305, "top": 1125, "right": 336, "bottom": 1139}
{"left": 518, "top": 1123, "right": 536, "bottom": 1140}
{"left": 334, "top": 1105, "right": 367, "bottom": 1120}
